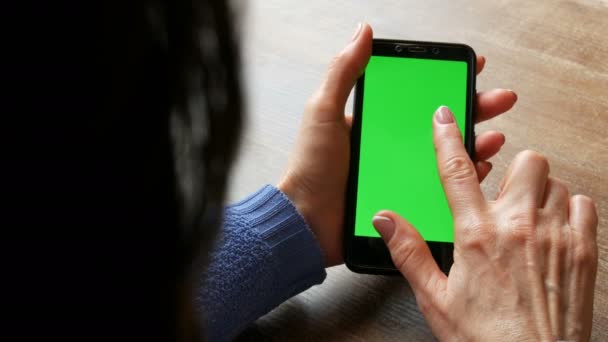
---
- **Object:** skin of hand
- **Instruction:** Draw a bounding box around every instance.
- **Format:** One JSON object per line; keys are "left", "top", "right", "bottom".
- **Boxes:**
{"left": 278, "top": 23, "right": 518, "bottom": 266}
{"left": 372, "top": 106, "right": 599, "bottom": 341}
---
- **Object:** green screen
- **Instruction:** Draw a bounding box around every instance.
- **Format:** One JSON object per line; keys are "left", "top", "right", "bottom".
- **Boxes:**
{"left": 354, "top": 56, "right": 468, "bottom": 242}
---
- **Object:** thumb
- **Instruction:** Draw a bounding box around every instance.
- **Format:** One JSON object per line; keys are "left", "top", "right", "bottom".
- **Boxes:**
{"left": 373, "top": 210, "right": 447, "bottom": 302}
{"left": 307, "top": 23, "right": 372, "bottom": 123}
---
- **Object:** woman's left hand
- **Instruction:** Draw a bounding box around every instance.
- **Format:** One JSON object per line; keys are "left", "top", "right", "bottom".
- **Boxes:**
{"left": 278, "top": 23, "right": 518, "bottom": 266}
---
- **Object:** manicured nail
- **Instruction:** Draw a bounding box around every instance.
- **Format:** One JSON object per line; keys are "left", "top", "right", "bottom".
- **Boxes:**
{"left": 435, "top": 105, "right": 454, "bottom": 124}
{"left": 351, "top": 22, "right": 362, "bottom": 42}
{"left": 373, "top": 215, "right": 395, "bottom": 241}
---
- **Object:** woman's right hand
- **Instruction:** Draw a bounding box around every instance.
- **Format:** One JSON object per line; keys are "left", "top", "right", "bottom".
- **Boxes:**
{"left": 372, "top": 106, "right": 599, "bottom": 341}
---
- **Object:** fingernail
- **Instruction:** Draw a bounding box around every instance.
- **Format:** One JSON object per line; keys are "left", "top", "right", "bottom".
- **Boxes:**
{"left": 435, "top": 105, "right": 454, "bottom": 124}
{"left": 506, "top": 89, "right": 518, "bottom": 101}
{"left": 373, "top": 215, "right": 395, "bottom": 242}
{"left": 351, "top": 22, "right": 362, "bottom": 42}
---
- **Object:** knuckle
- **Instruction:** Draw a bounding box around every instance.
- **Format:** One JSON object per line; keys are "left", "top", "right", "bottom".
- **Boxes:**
{"left": 551, "top": 177, "right": 567, "bottom": 188}
{"left": 305, "top": 94, "right": 341, "bottom": 117}
{"left": 441, "top": 155, "right": 476, "bottom": 182}
{"left": 506, "top": 210, "right": 535, "bottom": 228}
{"left": 504, "top": 227, "right": 533, "bottom": 245}
{"left": 325, "top": 50, "right": 356, "bottom": 85}
{"left": 540, "top": 233, "right": 552, "bottom": 253}
{"left": 572, "top": 243, "right": 598, "bottom": 268}
{"left": 458, "top": 219, "right": 494, "bottom": 252}
{"left": 338, "top": 55, "right": 359, "bottom": 78}
{"left": 516, "top": 150, "right": 550, "bottom": 173}
{"left": 326, "top": 54, "right": 343, "bottom": 79}
{"left": 434, "top": 128, "right": 463, "bottom": 151}
{"left": 304, "top": 94, "right": 319, "bottom": 113}
{"left": 331, "top": 50, "right": 347, "bottom": 67}
{"left": 554, "top": 236, "right": 569, "bottom": 257}
{"left": 458, "top": 234, "right": 486, "bottom": 253}
{"left": 541, "top": 230, "right": 567, "bottom": 256}
{"left": 551, "top": 178, "right": 569, "bottom": 198}
{"left": 391, "top": 239, "right": 422, "bottom": 272}
{"left": 416, "top": 294, "right": 436, "bottom": 317}
{"left": 501, "top": 212, "right": 535, "bottom": 245}
{"left": 304, "top": 95, "right": 315, "bottom": 110}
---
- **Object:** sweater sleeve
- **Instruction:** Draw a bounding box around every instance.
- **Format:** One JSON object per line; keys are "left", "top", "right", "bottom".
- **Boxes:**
{"left": 195, "top": 185, "right": 327, "bottom": 341}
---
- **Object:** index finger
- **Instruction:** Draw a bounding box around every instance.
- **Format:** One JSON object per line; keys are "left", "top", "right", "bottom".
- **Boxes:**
{"left": 433, "top": 106, "right": 486, "bottom": 220}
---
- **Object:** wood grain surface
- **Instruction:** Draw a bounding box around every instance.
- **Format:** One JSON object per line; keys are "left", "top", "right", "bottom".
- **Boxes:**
{"left": 228, "top": 0, "right": 608, "bottom": 340}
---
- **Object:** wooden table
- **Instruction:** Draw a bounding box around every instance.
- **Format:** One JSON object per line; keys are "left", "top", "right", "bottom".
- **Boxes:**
{"left": 229, "top": 0, "right": 608, "bottom": 340}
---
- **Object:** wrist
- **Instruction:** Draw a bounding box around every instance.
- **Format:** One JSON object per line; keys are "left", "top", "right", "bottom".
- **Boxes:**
{"left": 277, "top": 175, "right": 314, "bottom": 231}
{"left": 277, "top": 176, "right": 332, "bottom": 265}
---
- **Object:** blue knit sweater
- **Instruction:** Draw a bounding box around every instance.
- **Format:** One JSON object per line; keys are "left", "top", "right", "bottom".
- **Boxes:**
{"left": 196, "top": 185, "right": 327, "bottom": 341}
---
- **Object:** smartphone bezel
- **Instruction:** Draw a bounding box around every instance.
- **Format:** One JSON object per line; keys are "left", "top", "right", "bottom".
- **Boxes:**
{"left": 344, "top": 39, "right": 477, "bottom": 275}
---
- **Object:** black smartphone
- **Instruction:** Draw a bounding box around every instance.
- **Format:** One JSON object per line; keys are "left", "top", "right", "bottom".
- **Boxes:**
{"left": 344, "top": 39, "right": 476, "bottom": 274}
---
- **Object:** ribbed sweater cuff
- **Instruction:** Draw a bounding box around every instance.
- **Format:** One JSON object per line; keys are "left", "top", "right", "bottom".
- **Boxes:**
{"left": 227, "top": 185, "right": 327, "bottom": 298}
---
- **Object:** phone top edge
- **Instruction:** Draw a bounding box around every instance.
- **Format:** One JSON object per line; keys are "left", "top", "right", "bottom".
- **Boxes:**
{"left": 372, "top": 38, "right": 477, "bottom": 63}
{"left": 373, "top": 38, "right": 474, "bottom": 49}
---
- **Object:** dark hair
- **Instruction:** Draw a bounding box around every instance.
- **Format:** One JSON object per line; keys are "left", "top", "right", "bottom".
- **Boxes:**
{"left": 4, "top": 0, "right": 241, "bottom": 339}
